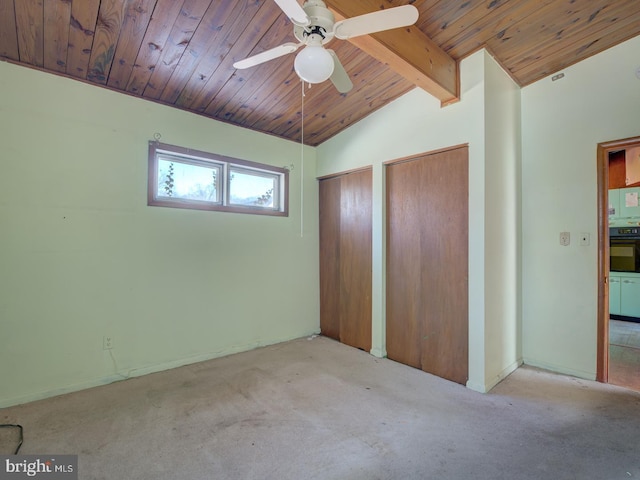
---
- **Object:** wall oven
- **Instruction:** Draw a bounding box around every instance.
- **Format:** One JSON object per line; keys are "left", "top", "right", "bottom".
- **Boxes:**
{"left": 610, "top": 227, "right": 640, "bottom": 273}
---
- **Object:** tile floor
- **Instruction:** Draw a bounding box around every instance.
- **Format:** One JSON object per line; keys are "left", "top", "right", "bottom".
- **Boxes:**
{"left": 609, "top": 319, "right": 640, "bottom": 391}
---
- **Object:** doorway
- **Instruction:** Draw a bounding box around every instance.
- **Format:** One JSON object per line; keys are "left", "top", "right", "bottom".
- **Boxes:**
{"left": 597, "top": 136, "right": 640, "bottom": 391}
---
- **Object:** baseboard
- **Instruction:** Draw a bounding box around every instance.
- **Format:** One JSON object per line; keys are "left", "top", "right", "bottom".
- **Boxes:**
{"left": 465, "top": 380, "right": 487, "bottom": 393}
{"left": 0, "top": 330, "right": 321, "bottom": 408}
{"left": 522, "top": 357, "right": 597, "bottom": 381}
{"left": 485, "top": 359, "right": 523, "bottom": 391}
{"left": 466, "top": 359, "right": 523, "bottom": 393}
{"left": 370, "top": 347, "right": 387, "bottom": 358}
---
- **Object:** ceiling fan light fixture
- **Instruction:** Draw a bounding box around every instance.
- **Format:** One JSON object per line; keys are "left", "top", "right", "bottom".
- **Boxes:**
{"left": 294, "top": 44, "right": 334, "bottom": 84}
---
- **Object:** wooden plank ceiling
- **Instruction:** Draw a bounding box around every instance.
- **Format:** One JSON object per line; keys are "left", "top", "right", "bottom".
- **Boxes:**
{"left": 1, "top": 0, "right": 638, "bottom": 146}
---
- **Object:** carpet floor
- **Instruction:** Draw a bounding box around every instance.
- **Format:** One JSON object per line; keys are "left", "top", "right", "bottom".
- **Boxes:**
{"left": 2, "top": 335, "right": 640, "bottom": 480}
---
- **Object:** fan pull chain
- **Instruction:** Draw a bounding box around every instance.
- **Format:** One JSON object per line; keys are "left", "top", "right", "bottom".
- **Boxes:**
{"left": 300, "top": 81, "right": 306, "bottom": 238}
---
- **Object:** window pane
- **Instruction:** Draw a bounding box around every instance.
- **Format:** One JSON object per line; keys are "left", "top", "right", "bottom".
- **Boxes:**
{"left": 148, "top": 142, "right": 288, "bottom": 216}
{"left": 157, "top": 158, "right": 220, "bottom": 203}
{"left": 229, "top": 168, "right": 279, "bottom": 209}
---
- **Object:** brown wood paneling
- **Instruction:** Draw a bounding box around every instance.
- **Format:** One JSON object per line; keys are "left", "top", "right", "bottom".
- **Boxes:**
{"left": 204, "top": 14, "right": 295, "bottom": 119}
{"left": 141, "top": 0, "right": 211, "bottom": 99}
{"left": 107, "top": 0, "right": 158, "bottom": 90}
{"left": 15, "top": 0, "right": 44, "bottom": 67}
{"left": 500, "top": 1, "right": 640, "bottom": 85}
{"left": 418, "top": 0, "right": 477, "bottom": 38}
{"left": 339, "top": 169, "right": 372, "bottom": 352}
{"left": 433, "top": 0, "right": 556, "bottom": 57}
{"left": 182, "top": 0, "right": 282, "bottom": 113}
{"left": 43, "top": 0, "right": 71, "bottom": 73}
{"left": 510, "top": 5, "right": 640, "bottom": 86}
{"left": 87, "top": 0, "right": 127, "bottom": 84}
{"left": 386, "top": 146, "right": 469, "bottom": 385}
{"left": 156, "top": 0, "right": 245, "bottom": 104}
{"left": 319, "top": 176, "right": 342, "bottom": 341}
{"left": 0, "top": 0, "right": 19, "bottom": 60}
{"left": 125, "top": 0, "right": 186, "bottom": 95}
{"left": 500, "top": 1, "right": 631, "bottom": 65}
{"left": 218, "top": 56, "right": 299, "bottom": 128}
{"left": 66, "top": 0, "right": 101, "bottom": 78}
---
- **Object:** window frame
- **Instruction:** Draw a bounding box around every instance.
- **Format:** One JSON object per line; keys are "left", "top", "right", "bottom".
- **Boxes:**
{"left": 148, "top": 141, "right": 289, "bottom": 217}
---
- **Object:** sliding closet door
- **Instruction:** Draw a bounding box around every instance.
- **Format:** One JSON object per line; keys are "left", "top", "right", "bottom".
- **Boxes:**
{"left": 386, "top": 147, "right": 468, "bottom": 385}
{"left": 319, "top": 175, "right": 342, "bottom": 341}
{"left": 319, "top": 168, "right": 372, "bottom": 352}
{"left": 339, "top": 170, "right": 372, "bottom": 350}
{"left": 386, "top": 158, "right": 423, "bottom": 369}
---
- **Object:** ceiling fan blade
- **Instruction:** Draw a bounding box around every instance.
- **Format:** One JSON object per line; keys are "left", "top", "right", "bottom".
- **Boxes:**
{"left": 273, "top": 0, "right": 310, "bottom": 26}
{"left": 233, "top": 42, "right": 302, "bottom": 69}
{"left": 327, "top": 50, "right": 353, "bottom": 93}
{"left": 333, "top": 5, "right": 419, "bottom": 40}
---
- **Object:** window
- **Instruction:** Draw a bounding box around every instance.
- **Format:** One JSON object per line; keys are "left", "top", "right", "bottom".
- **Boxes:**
{"left": 148, "top": 142, "right": 288, "bottom": 216}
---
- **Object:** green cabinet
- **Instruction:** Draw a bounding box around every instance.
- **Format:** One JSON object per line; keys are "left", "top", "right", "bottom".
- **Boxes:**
{"left": 620, "top": 277, "right": 640, "bottom": 318}
{"left": 609, "top": 275, "right": 621, "bottom": 315}
{"left": 618, "top": 187, "right": 640, "bottom": 219}
{"left": 609, "top": 187, "right": 640, "bottom": 225}
{"left": 610, "top": 272, "right": 640, "bottom": 318}
{"left": 609, "top": 189, "right": 620, "bottom": 222}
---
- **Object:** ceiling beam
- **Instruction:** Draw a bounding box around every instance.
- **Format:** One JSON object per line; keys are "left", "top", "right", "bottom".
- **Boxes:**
{"left": 326, "top": 0, "right": 459, "bottom": 105}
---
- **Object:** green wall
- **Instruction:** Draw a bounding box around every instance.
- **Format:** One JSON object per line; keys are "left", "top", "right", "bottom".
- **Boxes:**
{"left": 0, "top": 61, "right": 319, "bottom": 407}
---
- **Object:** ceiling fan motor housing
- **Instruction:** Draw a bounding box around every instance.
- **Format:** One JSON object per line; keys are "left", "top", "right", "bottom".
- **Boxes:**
{"left": 294, "top": 0, "right": 335, "bottom": 45}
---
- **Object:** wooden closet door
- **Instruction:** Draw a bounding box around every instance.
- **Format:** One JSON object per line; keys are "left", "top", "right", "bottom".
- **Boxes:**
{"left": 319, "top": 169, "right": 372, "bottom": 352}
{"left": 319, "top": 176, "right": 341, "bottom": 341}
{"left": 386, "top": 159, "right": 423, "bottom": 369}
{"left": 339, "top": 170, "right": 372, "bottom": 351}
{"left": 386, "top": 147, "right": 468, "bottom": 385}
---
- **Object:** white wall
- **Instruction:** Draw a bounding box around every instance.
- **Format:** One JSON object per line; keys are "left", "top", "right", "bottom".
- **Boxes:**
{"left": 483, "top": 53, "right": 523, "bottom": 388}
{"left": 317, "top": 50, "right": 522, "bottom": 392}
{"left": 521, "top": 35, "right": 640, "bottom": 378}
{"left": 0, "top": 61, "right": 320, "bottom": 407}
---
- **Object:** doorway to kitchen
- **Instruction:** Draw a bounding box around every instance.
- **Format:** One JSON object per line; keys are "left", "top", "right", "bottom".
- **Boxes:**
{"left": 597, "top": 136, "right": 640, "bottom": 391}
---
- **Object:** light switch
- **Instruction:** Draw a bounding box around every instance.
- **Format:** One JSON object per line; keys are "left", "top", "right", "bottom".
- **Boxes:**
{"left": 560, "top": 232, "right": 570, "bottom": 246}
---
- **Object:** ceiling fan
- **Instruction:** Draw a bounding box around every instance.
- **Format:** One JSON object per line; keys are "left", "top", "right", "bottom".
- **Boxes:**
{"left": 233, "top": 0, "right": 419, "bottom": 93}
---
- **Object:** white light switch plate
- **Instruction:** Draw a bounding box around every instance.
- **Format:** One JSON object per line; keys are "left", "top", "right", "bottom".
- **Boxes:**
{"left": 560, "top": 232, "right": 570, "bottom": 246}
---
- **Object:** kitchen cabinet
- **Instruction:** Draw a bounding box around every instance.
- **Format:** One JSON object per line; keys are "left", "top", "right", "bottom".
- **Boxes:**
{"left": 609, "top": 149, "right": 640, "bottom": 189}
{"left": 609, "top": 275, "right": 621, "bottom": 315}
{"left": 619, "top": 187, "right": 640, "bottom": 219}
{"left": 610, "top": 272, "right": 640, "bottom": 318}
{"left": 620, "top": 277, "right": 640, "bottom": 318}
{"left": 608, "top": 189, "right": 620, "bottom": 222}
{"left": 626, "top": 146, "right": 640, "bottom": 186}
{"left": 609, "top": 187, "right": 640, "bottom": 223}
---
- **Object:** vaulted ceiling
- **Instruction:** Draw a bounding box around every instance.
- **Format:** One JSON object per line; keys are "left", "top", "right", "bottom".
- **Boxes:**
{"left": 1, "top": 0, "right": 638, "bottom": 146}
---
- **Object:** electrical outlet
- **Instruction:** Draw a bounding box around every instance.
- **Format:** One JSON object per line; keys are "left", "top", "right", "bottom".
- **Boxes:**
{"left": 580, "top": 233, "right": 590, "bottom": 246}
{"left": 103, "top": 336, "right": 114, "bottom": 350}
{"left": 559, "top": 231, "right": 570, "bottom": 246}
